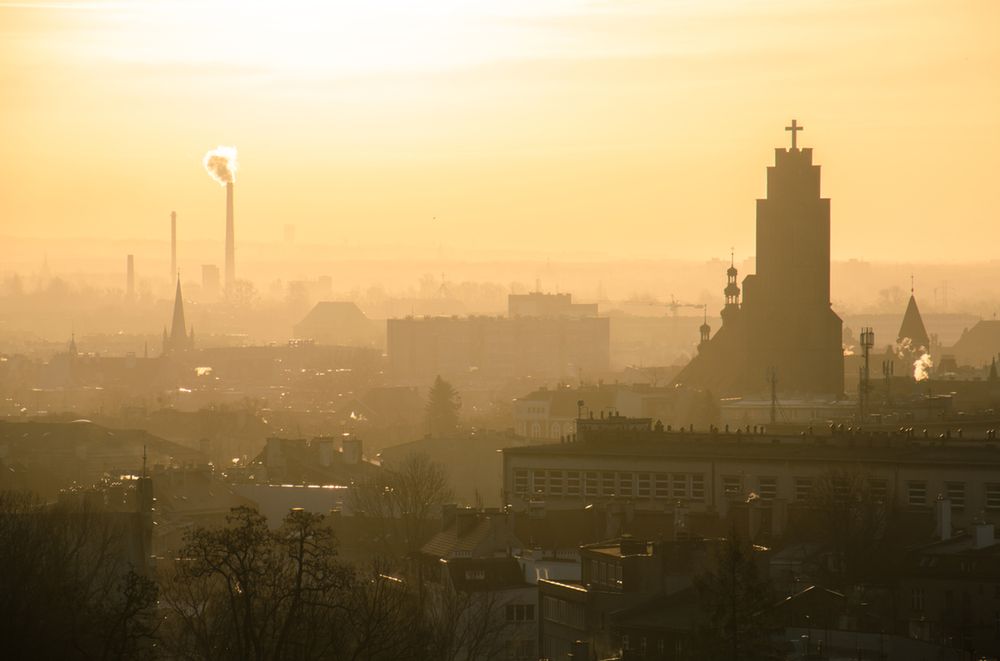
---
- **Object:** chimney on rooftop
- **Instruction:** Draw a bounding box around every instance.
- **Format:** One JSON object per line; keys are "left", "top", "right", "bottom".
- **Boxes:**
{"left": 974, "top": 522, "right": 995, "bottom": 549}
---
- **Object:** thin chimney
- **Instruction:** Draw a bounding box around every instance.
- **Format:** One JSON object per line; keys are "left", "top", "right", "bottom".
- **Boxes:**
{"left": 225, "top": 182, "right": 234, "bottom": 293}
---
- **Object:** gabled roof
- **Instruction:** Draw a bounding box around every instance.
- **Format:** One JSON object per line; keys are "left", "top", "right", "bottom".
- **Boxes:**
{"left": 897, "top": 294, "right": 930, "bottom": 349}
{"left": 442, "top": 556, "right": 527, "bottom": 592}
{"left": 421, "top": 512, "right": 522, "bottom": 559}
{"left": 950, "top": 320, "right": 1000, "bottom": 367}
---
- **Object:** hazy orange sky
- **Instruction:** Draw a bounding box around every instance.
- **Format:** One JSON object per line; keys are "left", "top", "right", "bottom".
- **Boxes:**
{"left": 1, "top": 0, "right": 998, "bottom": 262}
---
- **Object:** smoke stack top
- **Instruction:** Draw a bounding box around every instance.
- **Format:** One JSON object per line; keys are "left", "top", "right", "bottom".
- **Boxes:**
{"left": 203, "top": 145, "right": 238, "bottom": 185}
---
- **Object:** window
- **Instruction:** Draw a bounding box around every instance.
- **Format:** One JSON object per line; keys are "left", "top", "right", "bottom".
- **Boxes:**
{"left": 911, "top": 587, "right": 924, "bottom": 612}
{"left": 532, "top": 470, "right": 546, "bottom": 496}
{"left": 566, "top": 471, "right": 581, "bottom": 497}
{"left": 986, "top": 484, "right": 1000, "bottom": 510}
{"left": 829, "top": 476, "right": 852, "bottom": 503}
{"left": 464, "top": 569, "right": 485, "bottom": 580}
{"left": 585, "top": 472, "right": 599, "bottom": 497}
{"left": 654, "top": 473, "right": 670, "bottom": 498}
{"left": 505, "top": 604, "right": 536, "bottom": 622}
{"left": 908, "top": 481, "right": 927, "bottom": 507}
{"left": 869, "top": 479, "right": 888, "bottom": 503}
{"left": 946, "top": 482, "right": 966, "bottom": 509}
{"left": 619, "top": 472, "right": 634, "bottom": 498}
{"left": 637, "top": 473, "right": 651, "bottom": 498}
{"left": 601, "top": 472, "right": 616, "bottom": 497}
{"left": 513, "top": 469, "right": 528, "bottom": 495}
{"left": 794, "top": 478, "right": 813, "bottom": 502}
{"left": 621, "top": 634, "right": 630, "bottom": 651}
{"left": 723, "top": 476, "right": 742, "bottom": 499}
{"left": 758, "top": 476, "right": 778, "bottom": 501}
{"left": 691, "top": 474, "right": 705, "bottom": 502}
{"left": 548, "top": 470, "right": 564, "bottom": 497}
{"left": 672, "top": 474, "right": 689, "bottom": 499}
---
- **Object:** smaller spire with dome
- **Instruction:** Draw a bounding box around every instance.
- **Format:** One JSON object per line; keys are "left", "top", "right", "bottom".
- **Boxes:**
{"left": 722, "top": 249, "right": 741, "bottom": 323}
{"left": 698, "top": 306, "right": 711, "bottom": 351}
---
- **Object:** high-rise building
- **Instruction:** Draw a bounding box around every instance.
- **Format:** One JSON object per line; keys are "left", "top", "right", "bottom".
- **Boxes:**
{"left": 674, "top": 121, "right": 844, "bottom": 397}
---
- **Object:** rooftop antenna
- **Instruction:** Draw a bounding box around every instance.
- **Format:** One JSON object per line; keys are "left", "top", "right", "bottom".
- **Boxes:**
{"left": 859, "top": 327, "right": 875, "bottom": 421}
{"left": 142, "top": 444, "right": 147, "bottom": 478}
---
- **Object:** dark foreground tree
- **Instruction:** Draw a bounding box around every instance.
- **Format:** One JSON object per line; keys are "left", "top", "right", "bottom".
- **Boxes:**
{"left": 161, "top": 506, "right": 436, "bottom": 661}
{"left": 0, "top": 491, "right": 158, "bottom": 661}
{"left": 349, "top": 452, "right": 453, "bottom": 558}
{"left": 694, "top": 534, "right": 782, "bottom": 661}
{"left": 426, "top": 375, "right": 461, "bottom": 437}
{"left": 805, "top": 468, "right": 891, "bottom": 585}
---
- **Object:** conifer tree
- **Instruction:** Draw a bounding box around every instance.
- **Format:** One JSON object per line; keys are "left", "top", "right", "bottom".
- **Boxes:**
{"left": 426, "top": 375, "right": 460, "bottom": 437}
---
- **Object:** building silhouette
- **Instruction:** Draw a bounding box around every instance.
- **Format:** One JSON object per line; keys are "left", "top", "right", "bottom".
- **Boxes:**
{"left": 898, "top": 288, "right": 931, "bottom": 350}
{"left": 162, "top": 276, "right": 193, "bottom": 354}
{"left": 674, "top": 121, "right": 844, "bottom": 397}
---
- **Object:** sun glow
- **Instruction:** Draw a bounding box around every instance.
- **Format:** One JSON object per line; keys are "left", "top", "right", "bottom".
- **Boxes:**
{"left": 44, "top": 0, "right": 604, "bottom": 77}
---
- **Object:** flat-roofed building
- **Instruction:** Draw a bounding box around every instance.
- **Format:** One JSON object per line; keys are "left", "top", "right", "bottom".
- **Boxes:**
{"left": 502, "top": 415, "right": 1000, "bottom": 530}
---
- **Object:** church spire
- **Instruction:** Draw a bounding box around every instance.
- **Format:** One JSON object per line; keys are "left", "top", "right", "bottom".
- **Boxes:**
{"left": 723, "top": 250, "right": 741, "bottom": 320}
{"left": 898, "top": 287, "right": 930, "bottom": 351}
{"left": 168, "top": 276, "right": 188, "bottom": 353}
{"left": 698, "top": 306, "right": 711, "bottom": 350}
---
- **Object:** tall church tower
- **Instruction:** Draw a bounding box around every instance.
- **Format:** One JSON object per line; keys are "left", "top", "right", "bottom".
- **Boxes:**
{"left": 741, "top": 120, "right": 843, "bottom": 395}
{"left": 673, "top": 121, "right": 844, "bottom": 397}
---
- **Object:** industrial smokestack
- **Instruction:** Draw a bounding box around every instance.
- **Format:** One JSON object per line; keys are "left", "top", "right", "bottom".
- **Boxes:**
{"left": 170, "top": 211, "right": 177, "bottom": 278}
{"left": 226, "top": 182, "right": 234, "bottom": 292}
{"left": 202, "top": 146, "right": 238, "bottom": 295}
{"left": 126, "top": 254, "right": 135, "bottom": 300}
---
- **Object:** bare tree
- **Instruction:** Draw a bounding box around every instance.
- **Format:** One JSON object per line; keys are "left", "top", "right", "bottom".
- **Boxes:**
{"left": 425, "top": 584, "right": 516, "bottom": 661}
{"left": 161, "top": 506, "right": 351, "bottom": 661}
{"left": 694, "top": 533, "right": 782, "bottom": 661}
{"left": 0, "top": 491, "right": 158, "bottom": 660}
{"left": 805, "top": 468, "right": 891, "bottom": 585}
{"left": 350, "top": 453, "right": 453, "bottom": 558}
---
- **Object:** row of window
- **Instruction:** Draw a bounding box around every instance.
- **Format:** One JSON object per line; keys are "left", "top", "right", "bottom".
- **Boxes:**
{"left": 514, "top": 469, "right": 1000, "bottom": 509}
{"left": 906, "top": 481, "right": 1000, "bottom": 508}
{"left": 513, "top": 470, "right": 705, "bottom": 501}
{"left": 589, "top": 559, "right": 623, "bottom": 588}
{"left": 542, "top": 595, "right": 585, "bottom": 628}
{"left": 505, "top": 604, "right": 535, "bottom": 623}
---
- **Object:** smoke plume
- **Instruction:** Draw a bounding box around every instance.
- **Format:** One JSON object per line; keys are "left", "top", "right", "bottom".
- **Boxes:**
{"left": 913, "top": 352, "right": 933, "bottom": 382}
{"left": 203, "top": 145, "right": 238, "bottom": 185}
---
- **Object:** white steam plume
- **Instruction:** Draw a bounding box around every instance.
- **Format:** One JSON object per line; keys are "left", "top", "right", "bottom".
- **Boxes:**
{"left": 913, "top": 352, "right": 933, "bottom": 382}
{"left": 203, "top": 145, "right": 238, "bottom": 185}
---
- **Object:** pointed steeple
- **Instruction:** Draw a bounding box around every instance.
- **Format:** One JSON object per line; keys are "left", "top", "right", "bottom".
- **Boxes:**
{"left": 168, "top": 277, "right": 188, "bottom": 353}
{"left": 898, "top": 291, "right": 930, "bottom": 350}
{"left": 698, "top": 307, "right": 711, "bottom": 350}
{"left": 68, "top": 333, "right": 77, "bottom": 357}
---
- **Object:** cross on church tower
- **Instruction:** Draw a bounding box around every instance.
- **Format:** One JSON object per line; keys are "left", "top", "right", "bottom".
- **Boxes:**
{"left": 785, "top": 119, "right": 803, "bottom": 150}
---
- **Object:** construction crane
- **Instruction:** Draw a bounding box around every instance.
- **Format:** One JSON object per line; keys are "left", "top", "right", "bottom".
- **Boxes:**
{"left": 666, "top": 295, "right": 706, "bottom": 317}
{"left": 621, "top": 295, "right": 706, "bottom": 317}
